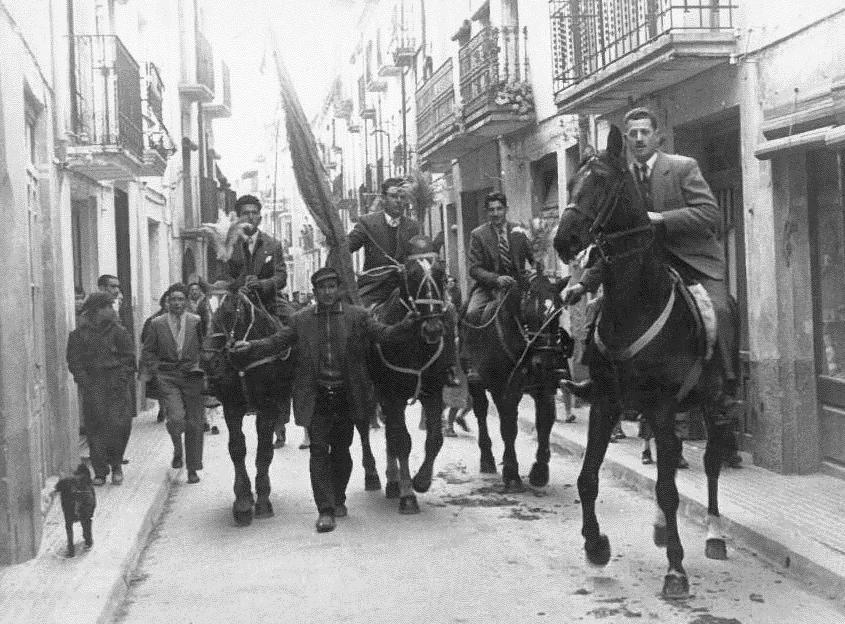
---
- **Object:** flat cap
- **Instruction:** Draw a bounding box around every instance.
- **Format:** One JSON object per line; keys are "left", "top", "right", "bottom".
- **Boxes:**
{"left": 311, "top": 266, "right": 340, "bottom": 287}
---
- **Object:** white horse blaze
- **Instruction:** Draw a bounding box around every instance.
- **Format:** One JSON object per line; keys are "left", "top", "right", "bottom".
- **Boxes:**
{"left": 706, "top": 514, "right": 724, "bottom": 541}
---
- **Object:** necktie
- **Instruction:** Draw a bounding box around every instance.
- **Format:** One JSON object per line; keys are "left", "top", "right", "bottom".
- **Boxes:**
{"left": 175, "top": 315, "right": 181, "bottom": 334}
{"left": 637, "top": 164, "right": 653, "bottom": 209}
{"left": 498, "top": 228, "right": 513, "bottom": 273}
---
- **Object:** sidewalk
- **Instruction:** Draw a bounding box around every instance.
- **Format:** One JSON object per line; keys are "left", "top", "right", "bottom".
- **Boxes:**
{"left": 520, "top": 400, "right": 845, "bottom": 609}
{"left": 0, "top": 404, "right": 177, "bottom": 624}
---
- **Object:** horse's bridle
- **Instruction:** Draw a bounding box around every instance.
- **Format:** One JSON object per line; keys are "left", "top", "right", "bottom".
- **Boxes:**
{"left": 564, "top": 156, "right": 654, "bottom": 264}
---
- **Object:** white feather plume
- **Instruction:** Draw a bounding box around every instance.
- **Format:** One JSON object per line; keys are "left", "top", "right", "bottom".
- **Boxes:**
{"left": 198, "top": 212, "right": 249, "bottom": 262}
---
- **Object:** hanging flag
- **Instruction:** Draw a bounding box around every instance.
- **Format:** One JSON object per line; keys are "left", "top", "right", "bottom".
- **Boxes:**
{"left": 266, "top": 25, "right": 360, "bottom": 304}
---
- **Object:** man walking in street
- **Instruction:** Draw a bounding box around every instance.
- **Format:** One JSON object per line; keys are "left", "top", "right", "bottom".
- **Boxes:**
{"left": 233, "top": 267, "right": 415, "bottom": 533}
{"left": 67, "top": 292, "right": 135, "bottom": 486}
{"left": 141, "top": 283, "right": 205, "bottom": 484}
{"left": 98, "top": 274, "right": 123, "bottom": 319}
{"left": 562, "top": 106, "right": 743, "bottom": 420}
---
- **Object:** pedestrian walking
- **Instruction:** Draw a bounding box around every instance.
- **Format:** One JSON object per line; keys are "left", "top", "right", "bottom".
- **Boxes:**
{"left": 233, "top": 266, "right": 415, "bottom": 533}
{"left": 66, "top": 292, "right": 135, "bottom": 486}
{"left": 188, "top": 280, "right": 211, "bottom": 338}
{"left": 142, "top": 291, "right": 169, "bottom": 423}
{"left": 140, "top": 283, "right": 206, "bottom": 484}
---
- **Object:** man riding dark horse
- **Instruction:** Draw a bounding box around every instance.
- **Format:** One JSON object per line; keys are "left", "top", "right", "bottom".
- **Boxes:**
{"left": 463, "top": 191, "right": 535, "bottom": 381}
{"left": 562, "top": 107, "right": 743, "bottom": 421}
{"left": 349, "top": 177, "right": 459, "bottom": 386}
{"left": 225, "top": 194, "right": 287, "bottom": 308}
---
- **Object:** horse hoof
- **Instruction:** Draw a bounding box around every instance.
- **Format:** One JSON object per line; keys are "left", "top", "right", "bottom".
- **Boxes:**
{"left": 705, "top": 538, "right": 728, "bottom": 560}
{"left": 480, "top": 456, "right": 497, "bottom": 474}
{"left": 412, "top": 471, "right": 432, "bottom": 494}
{"left": 528, "top": 462, "right": 549, "bottom": 487}
{"left": 65, "top": 548, "right": 75, "bottom": 558}
{"left": 233, "top": 500, "right": 254, "bottom": 527}
{"left": 365, "top": 474, "right": 382, "bottom": 491}
{"left": 653, "top": 524, "right": 668, "bottom": 548}
{"left": 254, "top": 498, "right": 274, "bottom": 519}
{"left": 662, "top": 571, "right": 690, "bottom": 600}
{"left": 385, "top": 481, "right": 401, "bottom": 499}
{"left": 399, "top": 495, "right": 420, "bottom": 515}
{"left": 584, "top": 534, "right": 611, "bottom": 566}
{"left": 502, "top": 466, "right": 524, "bottom": 492}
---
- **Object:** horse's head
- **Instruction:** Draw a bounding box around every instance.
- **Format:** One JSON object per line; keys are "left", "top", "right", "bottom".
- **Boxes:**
{"left": 519, "top": 272, "right": 574, "bottom": 382}
{"left": 402, "top": 236, "right": 447, "bottom": 345}
{"left": 521, "top": 271, "right": 562, "bottom": 334}
{"left": 554, "top": 125, "right": 649, "bottom": 266}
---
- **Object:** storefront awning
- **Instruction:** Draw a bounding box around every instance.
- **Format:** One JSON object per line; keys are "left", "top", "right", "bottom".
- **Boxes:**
{"left": 755, "top": 126, "right": 834, "bottom": 160}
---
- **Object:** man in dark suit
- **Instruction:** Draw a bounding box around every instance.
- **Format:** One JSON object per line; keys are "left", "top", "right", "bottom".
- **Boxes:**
{"left": 232, "top": 267, "right": 415, "bottom": 533}
{"left": 140, "top": 283, "right": 205, "bottom": 484}
{"left": 563, "top": 107, "right": 741, "bottom": 413}
{"left": 348, "top": 177, "right": 420, "bottom": 307}
{"left": 226, "top": 194, "right": 287, "bottom": 306}
{"left": 465, "top": 191, "right": 535, "bottom": 321}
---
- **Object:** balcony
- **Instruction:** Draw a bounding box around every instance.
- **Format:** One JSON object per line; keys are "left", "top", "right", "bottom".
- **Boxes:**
{"left": 458, "top": 25, "right": 535, "bottom": 136}
{"left": 179, "top": 30, "right": 215, "bottom": 102}
{"left": 416, "top": 58, "right": 462, "bottom": 171}
{"left": 67, "top": 35, "right": 144, "bottom": 181}
{"left": 550, "top": 0, "right": 737, "bottom": 115}
{"left": 141, "top": 62, "right": 170, "bottom": 176}
{"left": 205, "top": 60, "right": 231, "bottom": 118}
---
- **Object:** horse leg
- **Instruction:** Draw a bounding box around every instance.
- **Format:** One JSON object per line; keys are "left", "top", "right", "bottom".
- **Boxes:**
{"left": 253, "top": 405, "right": 277, "bottom": 519}
{"left": 703, "top": 403, "right": 729, "bottom": 560}
{"left": 470, "top": 383, "right": 496, "bottom": 473}
{"left": 223, "top": 401, "right": 254, "bottom": 526}
{"left": 652, "top": 402, "right": 689, "bottom": 599}
{"left": 383, "top": 398, "right": 418, "bottom": 514}
{"left": 528, "top": 384, "right": 556, "bottom": 487}
{"left": 356, "top": 417, "right": 382, "bottom": 491}
{"left": 413, "top": 391, "right": 445, "bottom": 493}
{"left": 384, "top": 437, "right": 400, "bottom": 499}
{"left": 578, "top": 398, "right": 616, "bottom": 566}
{"left": 493, "top": 390, "right": 523, "bottom": 492}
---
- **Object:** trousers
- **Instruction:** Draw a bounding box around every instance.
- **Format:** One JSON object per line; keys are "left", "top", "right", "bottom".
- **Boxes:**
{"left": 308, "top": 388, "right": 355, "bottom": 513}
{"left": 158, "top": 372, "right": 205, "bottom": 470}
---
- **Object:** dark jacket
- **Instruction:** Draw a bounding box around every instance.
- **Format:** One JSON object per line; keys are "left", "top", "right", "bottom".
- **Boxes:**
{"left": 226, "top": 230, "right": 287, "bottom": 301}
{"left": 253, "top": 303, "right": 411, "bottom": 426}
{"left": 348, "top": 211, "right": 420, "bottom": 270}
{"left": 67, "top": 316, "right": 136, "bottom": 387}
{"left": 582, "top": 151, "right": 723, "bottom": 291}
{"left": 140, "top": 312, "right": 203, "bottom": 378}
{"left": 467, "top": 221, "right": 534, "bottom": 288}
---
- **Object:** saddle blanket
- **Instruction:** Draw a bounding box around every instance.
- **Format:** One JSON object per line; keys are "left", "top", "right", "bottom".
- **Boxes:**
{"left": 684, "top": 282, "right": 717, "bottom": 361}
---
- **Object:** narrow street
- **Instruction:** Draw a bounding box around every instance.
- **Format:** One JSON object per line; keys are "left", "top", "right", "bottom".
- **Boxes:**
{"left": 116, "top": 404, "right": 843, "bottom": 624}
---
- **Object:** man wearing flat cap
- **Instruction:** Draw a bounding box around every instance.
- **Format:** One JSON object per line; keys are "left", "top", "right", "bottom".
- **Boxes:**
{"left": 226, "top": 194, "right": 287, "bottom": 307}
{"left": 67, "top": 292, "right": 136, "bottom": 486}
{"left": 233, "top": 266, "right": 416, "bottom": 533}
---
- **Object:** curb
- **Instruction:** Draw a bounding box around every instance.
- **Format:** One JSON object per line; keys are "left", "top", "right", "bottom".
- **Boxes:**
{"left": 519, "top": 414, "right": 845, "bottom": 607}
{"left": 97, "top": 467, "right": 179, "bottom": 624}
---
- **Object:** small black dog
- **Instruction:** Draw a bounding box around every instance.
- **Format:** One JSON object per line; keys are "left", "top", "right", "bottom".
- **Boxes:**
{"left": 55, "top": 463, "right": 97, "bottom": 557}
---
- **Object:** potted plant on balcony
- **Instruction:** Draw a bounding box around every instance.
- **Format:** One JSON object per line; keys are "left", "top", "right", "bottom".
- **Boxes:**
{"left": 494, "top": 81, "right": 534, "bottom": 116}
{"left": 401, "top": 169, "right": 434, "bottom": 224}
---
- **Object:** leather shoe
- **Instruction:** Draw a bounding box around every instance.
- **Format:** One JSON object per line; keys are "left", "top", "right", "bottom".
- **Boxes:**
{"left": 316, "top": 512, "right": 336, "bottom": 533}
{"left": 111, "top": 468, "right": 124, "bottom": 485}
{"left": 334, "top": 503, "right": 348, "bottom": 518}
{"left": 187, "top": 470, "right": 200, "bottom": 484}
{"left": 171, "top": 454, "right": 183, "bottom": 469}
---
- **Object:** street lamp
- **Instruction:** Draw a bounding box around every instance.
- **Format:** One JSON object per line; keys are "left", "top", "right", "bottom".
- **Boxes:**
{"left": 371, "top": 128, "right": 392, "bottom": 180}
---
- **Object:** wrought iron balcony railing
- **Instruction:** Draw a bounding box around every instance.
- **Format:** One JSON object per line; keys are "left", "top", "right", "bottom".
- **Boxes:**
{"left": 550, "top": 0, "right": 736, "bottom": 94}
{"left": 70, "top": 34, "right": 143, "bottom": 160}
{"left": 416, "top": 58, "right": 457, "bottom": 149}
{"left": 459, "top": 25, "right": 532, "bottom": 121}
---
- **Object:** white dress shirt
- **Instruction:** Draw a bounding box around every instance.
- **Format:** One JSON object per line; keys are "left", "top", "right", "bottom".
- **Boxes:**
{"left": 384, "top": 213, "right": 400, "bottom": 228}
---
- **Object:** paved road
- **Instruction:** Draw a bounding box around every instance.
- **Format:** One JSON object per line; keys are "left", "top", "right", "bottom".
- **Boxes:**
{"left": 117, "top": 405, "right": 844, "bottom": 624}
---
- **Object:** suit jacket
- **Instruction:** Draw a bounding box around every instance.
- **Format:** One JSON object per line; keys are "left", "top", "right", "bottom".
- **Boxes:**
{"left": 140, "top": 312, "right": 203, "bottom": 378}
{"left": 468, "top": 221, "right": 534, "bottom": 288}
{"left": 582, "top": 151, "right": 724, "bottom": 291}
{"left": 226, "top": 230, "right": 287, "bottom": 300}
{"left": 251, "top": 303, "right": 411, "bottom": 426}
{"left": 348, "top": 211, "right": 421, "bottom": 270}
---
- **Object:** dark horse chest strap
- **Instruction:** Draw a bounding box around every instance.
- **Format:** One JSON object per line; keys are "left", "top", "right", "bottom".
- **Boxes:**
{"left": 594, "top": 268, "right": 705, "bottom": 403}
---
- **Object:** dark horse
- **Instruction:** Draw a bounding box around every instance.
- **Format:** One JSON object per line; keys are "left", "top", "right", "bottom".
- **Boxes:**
{"left": 554, "top": 126, "right": 733, "bottom": 599}
{"left": 201, "top": 287, "right": 294, "bottom": 526}
{"left": 366, "top": 246, "right": 453, "bottom": 513}
{"left": 461, "top": 272, "right": 573, "bottom": 490}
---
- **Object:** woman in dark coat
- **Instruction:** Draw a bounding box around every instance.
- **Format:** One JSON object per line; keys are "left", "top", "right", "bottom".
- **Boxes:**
{"left": 67, "top": 292, "right": 136, "bottom": 485}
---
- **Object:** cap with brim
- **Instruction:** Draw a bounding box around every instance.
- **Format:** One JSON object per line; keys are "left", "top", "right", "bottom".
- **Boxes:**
{"left": 311, "top": 267, "right": 340, "bottom": 287}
